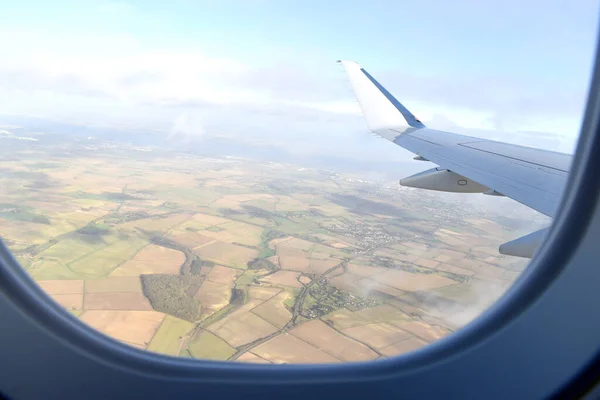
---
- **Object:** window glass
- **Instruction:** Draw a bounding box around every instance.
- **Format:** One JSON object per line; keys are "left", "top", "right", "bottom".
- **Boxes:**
{"left": 0, "top": 0, "right": 596, "bottom": 363}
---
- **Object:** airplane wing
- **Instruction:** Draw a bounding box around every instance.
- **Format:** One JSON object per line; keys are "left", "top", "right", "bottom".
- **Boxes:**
{"left": 339, "top": 60, "right": 573, "bottom": 258}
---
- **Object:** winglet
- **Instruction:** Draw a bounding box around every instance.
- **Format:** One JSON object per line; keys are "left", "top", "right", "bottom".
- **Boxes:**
{"left": 339, "top": 60, "right": 425, "bottom": 132}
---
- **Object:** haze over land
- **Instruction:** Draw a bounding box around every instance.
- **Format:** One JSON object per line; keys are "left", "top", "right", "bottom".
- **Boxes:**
{"left": 0, "top": 122, "right": 548, "bottom": 363}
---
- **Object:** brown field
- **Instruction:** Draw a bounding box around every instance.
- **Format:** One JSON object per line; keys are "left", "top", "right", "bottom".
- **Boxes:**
{"left": 330, "top": 274, "right": 406, "bottom": 299}
{"left": 435, "top": 263, "right": 475, "bottom": 277}
{"left": 207, "top": 265, "right": 243, "bottom": 285}
{"left": 375, "top": 249, "right": 420, "bottom": 263}
{"left": 279, "top": 256, "right": 311, "bottom": 272}
{"left": 251, "top": 291, "right": 292, "bottom": 328}
{"left": 79, "top": 310, "right": 165, "bottom": 346}
{"left": 311, "top": 244, "right": 348, "bottom": 258}
{"left": 84, "top": 276, "right": 142, "bottom": 293}
{"left": 309, "top": 259, "right": 341, "bottom": 275}
{"left": 414, "top": 258, "right": 440, "bottom": 269}
{"left": 236, "top": 352, "right": 272, "bottom": 363}
{"left": 110, "top": 260, "right": 181, "bottom": 276}
{"left": 211, "top": 198, "right": 244, "bottom": 210}
{"left": 134, "top": 245, "right": 186, "bottom": 264}
{"left": 167, "top": 232, "right": 215, "bottom": 249}
{"left": 331, "top": 242, "right": 349, "bottom": 249}
{"left": 466, "top": 263, "right": 507, "bottom": 281}
{"left": 370, "top": 269, "right": 457, "bottom": 292}
{"left": 277, "top": 238, "right": 314, "bottom": 251}
{"left": 226, "top": 193, "right": 275, "bottom": 202}
{"left": 266, "top": 256, "right": 280, "bottom": 268}
{"left": 434, "top": 254, "right": 453, "bottom": 263}
{"left": 434, "top": 248, "right": 468, "bottom": 261}
{"left": 84, "top": 292, "right": 153, "bottom": 310}
{"left": 342, "top": 323, "right": 412, "bottom": 350}
{"left": 268, "top": 236, "right": 292, "bottom": 250}
{"left": 322, "top": 308, "right": 373, "bottom": 330}
{"left": 248, "top": 286, "right": 282, "bottom": 301}
{"left": 251, "top": 333, "right": 341, "bottom": 364}
{"left": 355, "top": 278, "right": 406, "bottom": 298}
{"left": 322, "top": 304, "right": 410, "bottom": 330}
{"left": 193, "top": 241, "right": 259, "bottom": 269}
{"left": 51, "top": 293, "right": 83, "bottom": 310}
{"left": 327, "top": 274, "right": 363, "bottom": 294}
{"left": 110, "top": 244, "right": 184, "bottom": 276}
{"left": 355, "top": 304, "right": 410, "bottom": 324}
{"left": 189, "top": 213, "right": 233, "bottom": 227}
{"left": 194, "top": 280, "right": 232, "bottom": 316}
{"left": 298, "top": 276, "right": 311, "bottom": 285}
{"left": 276, "top": 248, "right": 310, "bottom": 259}
{"left": 37, "top": 280, "right": 84, "bottom": 294}
{"left": 206, "top": 300, "right": 279, "bottom": 347}
{"left": 274, "top": 196, "right": 311, "bottom": 212}
{"left": 309, "top": 252, "right": 331, "bottom": 260}
{"left": 120, "top": 213, "right": 192, "bottom": 233}
{"left": 380, "top": 337, "right": 429, "bottom": 357}
{"left": 259, "top": 271, "right": 303, "bottom": 288}
{"left": 392, "top": 320, "right": 451, "bottom": 342}
{"left": 120, "top": 340, "right": 147, "bottom": 350}
{"left": 200, "top": 221, "right": 263, "bottom": 247}
{"left": 289, "top": 320, "right": 378, "bottom": 362}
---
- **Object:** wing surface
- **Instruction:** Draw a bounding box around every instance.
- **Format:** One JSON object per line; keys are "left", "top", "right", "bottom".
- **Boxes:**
{"left": 339, "top": 60, "right": 572, "bottom": 218}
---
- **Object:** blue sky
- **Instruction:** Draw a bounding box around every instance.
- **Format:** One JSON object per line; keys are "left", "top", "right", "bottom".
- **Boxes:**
{"left": 0, "top": 0, "right": 598, "bottom": 158}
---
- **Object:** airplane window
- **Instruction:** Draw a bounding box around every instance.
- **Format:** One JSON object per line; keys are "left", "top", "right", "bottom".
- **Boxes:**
{"left": 0, "top": 0, "right": 597, "bottom": 364}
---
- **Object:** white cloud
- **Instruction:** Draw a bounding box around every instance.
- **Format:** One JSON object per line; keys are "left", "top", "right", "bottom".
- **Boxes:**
{"left": 0, "top": 26, "right": 585, "bottom": 155}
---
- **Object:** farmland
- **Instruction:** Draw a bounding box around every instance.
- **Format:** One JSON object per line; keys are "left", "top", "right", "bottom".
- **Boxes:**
{"left": 0, "top": 131, "right": 547, "bottom": 363}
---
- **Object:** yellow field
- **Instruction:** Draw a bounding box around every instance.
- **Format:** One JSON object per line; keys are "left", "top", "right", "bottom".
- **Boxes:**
{"left": 277, "top": 238, "right": 314, "bottom": 251}
{"left": 322, "top": 304, "right": 410, "bottom": 330}
{"left": 200, "top": 221, "right": 263, "bottom": 247}
{"left": 248, "top": 286, "right": 282, "bottom": 301}
{"left": 379, "top": 337, "right": 428, "bottom": 357}
{"left": 259, "top": 271, "right": 303, "bottom": 288}
{"left": 166, "top": 232, "right": 215, "bottom": 249}
{"left": 110, "top": 245, "right": 184, "bottom": 276}
{"left": 252, "top": 333, "right": 340, "bottom": 364}
{"left": 392, "top": 320, "right": 450, "bottom": 342}
{"left": 147, "top": 316, "right": 195, "bottom": 356}
{"left": 342, "top": 323, "right": 412, "bottom": 350}
{"left": 370, "top": 269, "right": 457, "bottom": 292}
{"left": 206, "top": 300, "right": 279, "bottom": 347}
{"left": 251, "top": 291, "right": 292, "bottom": 328}
{"left": 69, "top": 238, "right": 148, "bottom": 277}
{"left": 194, "top": 280, "right": 232, "bottom": 316}
{"left": 188, "top": 330, "right": 236, "bottom": 360}
{"left": 29, "top": 259, "right": 80, "bottom": 280}
{"left": 236, "top": 352, "right": 271, "bottom": 363}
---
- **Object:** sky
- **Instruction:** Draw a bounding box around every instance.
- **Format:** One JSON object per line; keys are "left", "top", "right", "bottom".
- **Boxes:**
{"left": 0, "top": 0, "right": 598, "bottom": 161}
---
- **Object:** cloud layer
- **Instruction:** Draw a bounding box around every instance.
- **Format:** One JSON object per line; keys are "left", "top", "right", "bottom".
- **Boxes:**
{"left": 0, "top": 24, "right": 588, "bottom": 156}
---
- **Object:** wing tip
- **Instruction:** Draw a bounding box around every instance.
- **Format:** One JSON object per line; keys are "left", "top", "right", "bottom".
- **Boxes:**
{"left": 337, "top": 60, "right": 361, "bottom": 68}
